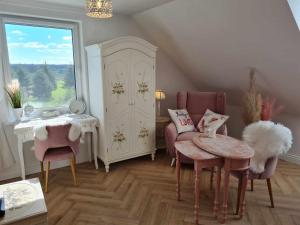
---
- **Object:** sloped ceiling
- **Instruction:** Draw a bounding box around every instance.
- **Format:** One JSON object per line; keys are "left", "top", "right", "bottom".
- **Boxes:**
{"left": 33, "top": 0, "right": 174, "bottom": 15}
{"left": 133, "top": 0, "right": 300, "bottom": 114}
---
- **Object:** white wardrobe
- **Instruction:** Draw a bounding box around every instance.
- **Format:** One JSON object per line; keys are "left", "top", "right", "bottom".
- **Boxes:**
{"left": 85, "top": 36, "right": 157, "bottom": 172}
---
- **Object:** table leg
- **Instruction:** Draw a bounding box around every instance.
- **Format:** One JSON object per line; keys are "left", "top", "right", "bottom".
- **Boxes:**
{"left": 194, "top": 162, "right": 202, "bottom": 225}
{"left": 221, "top": 162, "right": 230, "bottom": 224}
{"left": 210, "top": 166, "right": 214, "bottom": 190}
{"left": 17, "top": 139, "right": 26, "bottom": 180}
{"left": 239, "top": 169, "right": 249, "bottom": 218}
{"left": 92, "top": 128, "right": 99, "bottom": 169}
{"left": 86, "top": 133, "right": 92, "bottom": 162}
{"left": 213, "top": 165, "right": 222, "bottom": 218}
{"left": 236, "top": 176, "right": 242, "bottom": 215}
{"left": 176, "top": 150, "right": 181, "bottom": 201}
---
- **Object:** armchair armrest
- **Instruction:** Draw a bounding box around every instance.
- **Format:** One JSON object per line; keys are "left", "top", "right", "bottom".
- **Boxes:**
{"left": 165, "top": 122, "right": 179, "bottom": 158}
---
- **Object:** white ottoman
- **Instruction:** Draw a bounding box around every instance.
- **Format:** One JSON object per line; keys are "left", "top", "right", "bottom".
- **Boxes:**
{"left": 0, "top": 178, "right": 47, "bottom": 225}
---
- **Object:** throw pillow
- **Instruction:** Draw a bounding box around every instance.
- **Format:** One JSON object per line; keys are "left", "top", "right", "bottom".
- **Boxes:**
{"left": 197, "top": 109, "right": 229, "bottom": 137}
{"left": 168, "top": 109, "right": 195, "bottom": 133}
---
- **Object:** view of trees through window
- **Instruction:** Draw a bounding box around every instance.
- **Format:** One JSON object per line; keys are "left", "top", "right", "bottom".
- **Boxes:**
{"left": 5, "top": 23, "right": 77, "bottom": 108}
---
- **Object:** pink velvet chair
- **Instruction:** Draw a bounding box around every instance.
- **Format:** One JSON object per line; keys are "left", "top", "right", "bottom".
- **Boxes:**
{"left": 165, "top": 91, "right": 227, "bottom": 166}
{"left": 34, "top": 124, "right": 80, "bottom": 193}
{"left": 233, "top": 156, "right": 278, "bottom": 213}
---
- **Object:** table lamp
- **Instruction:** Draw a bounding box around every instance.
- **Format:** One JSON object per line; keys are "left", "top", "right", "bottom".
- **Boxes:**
{"left": 155, "top": 89, "right": 166, "bottom": 116}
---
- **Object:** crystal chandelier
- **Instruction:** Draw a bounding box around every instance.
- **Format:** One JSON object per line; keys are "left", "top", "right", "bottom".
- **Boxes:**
{"left": 86, "top": 0, "right": 113, "bottom": 19}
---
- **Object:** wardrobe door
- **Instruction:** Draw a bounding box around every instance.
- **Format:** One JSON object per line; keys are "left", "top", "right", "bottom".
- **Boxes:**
{"left": 104, "top": 50, "right": 132, "bottom": 160}
{"left": 131, "top": 50, "right": 155, "bottom": 154}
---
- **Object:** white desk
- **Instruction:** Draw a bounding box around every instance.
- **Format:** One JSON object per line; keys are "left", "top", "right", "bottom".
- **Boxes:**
{"left": 14, "top": 114, "right": 99, "bottom": 180}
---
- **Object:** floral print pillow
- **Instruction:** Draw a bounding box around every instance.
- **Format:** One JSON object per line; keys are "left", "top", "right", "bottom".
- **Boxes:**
{"left": 168, "top": 109, "right": 195, "bottom": 134}
{"left": 197, "top": 109, "right": 229, "bottom": 137}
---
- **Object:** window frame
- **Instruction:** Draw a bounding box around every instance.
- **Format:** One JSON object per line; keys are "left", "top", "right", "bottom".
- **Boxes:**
{"left": 0, "top": 15, "right": 83, "bottom": 112}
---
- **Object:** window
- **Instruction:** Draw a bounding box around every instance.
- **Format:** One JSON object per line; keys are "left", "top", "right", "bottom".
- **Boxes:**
{"left": 1, "top": 17, "right": 81, "bottom": 109}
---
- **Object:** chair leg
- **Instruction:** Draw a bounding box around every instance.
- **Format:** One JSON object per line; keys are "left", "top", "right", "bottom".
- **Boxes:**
{"left": 45, "top": 161, "right": 50, "bottom": 193}
{"left": 171, "top": 158, "right": 176, "bottom": 167}
{"left": 70, "top": 155, "right": 77, "bottom": 186}
{"left": 210, "top": 167, "right": 214, "bottom": 190}
{"left": 236, "top": 176, "right": 242, "bottom": 215}
{"left": 251, "top": 179, "right": 254, "bottom": 192}
{"left": 40, "top": 162, "right": 44, "bottom": 182}
{"left": 266, "top": 178, "right": 275, "bottom": 208}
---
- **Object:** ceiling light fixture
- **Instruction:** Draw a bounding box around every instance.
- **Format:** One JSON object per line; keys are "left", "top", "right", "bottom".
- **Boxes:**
{"left": 86, "top": 0, "right": 113, "bottom": 19}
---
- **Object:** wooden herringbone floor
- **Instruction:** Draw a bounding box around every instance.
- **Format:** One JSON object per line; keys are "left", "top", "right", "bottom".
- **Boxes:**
{"left": 12, "top": 152, "right": 300, "bottom": 225}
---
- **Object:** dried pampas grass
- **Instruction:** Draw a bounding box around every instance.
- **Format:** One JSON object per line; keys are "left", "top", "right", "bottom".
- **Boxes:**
{"left": 243, "top": 69, "right": 262, "bottom": 125}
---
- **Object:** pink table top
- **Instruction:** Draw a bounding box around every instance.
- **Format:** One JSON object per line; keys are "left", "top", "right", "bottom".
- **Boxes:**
{"left": 192, "top": 134, "right": 254, "bottom": 160}
{"left": 175, "top": 140, "right": 220, "bottom": 161}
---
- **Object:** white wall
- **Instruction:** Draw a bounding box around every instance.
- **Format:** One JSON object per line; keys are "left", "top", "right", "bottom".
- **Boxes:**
{"left": 0, "top": 0, "right": 197, "bottom": 180}
{"left": 276, "top": 113, "right": 300, "bottom": 165}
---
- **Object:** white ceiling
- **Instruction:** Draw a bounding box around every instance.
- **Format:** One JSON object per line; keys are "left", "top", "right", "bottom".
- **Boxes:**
{"left": 133, "top": 0, "right": 300, "bottom": 114}
{"left": 34, "top": 0, "right": 174, "bottom": 15}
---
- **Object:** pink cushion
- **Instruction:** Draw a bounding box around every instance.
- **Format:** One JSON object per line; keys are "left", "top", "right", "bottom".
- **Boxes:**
{"left": 197, "top": 109, "right": 229, "bottom": 137}
{"left": 43, "top": 147, "right": 74, "bottom": 162}
{"left": 168, "top": 109, "right": 195, "bottom": 133}
{"left": 177, "top": 132, "right": 199, "bottom": 141}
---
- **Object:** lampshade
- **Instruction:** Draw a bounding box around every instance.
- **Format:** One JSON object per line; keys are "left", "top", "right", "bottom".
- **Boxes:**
{"left": 86, "top": 0, "right": 113, "bottom": 19}
{"left": 155, "top": 90, "right": 166, "bottom": 100}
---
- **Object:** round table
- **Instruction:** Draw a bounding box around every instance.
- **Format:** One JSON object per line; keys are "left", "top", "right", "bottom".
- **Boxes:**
{"left": 193, "top": 134, "right": 254, "bottom": 223}
{"left": 175, "top": 140, "right": 224, "bottom": 224}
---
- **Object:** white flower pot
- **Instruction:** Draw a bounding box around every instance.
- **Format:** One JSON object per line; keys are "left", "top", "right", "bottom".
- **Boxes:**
{"left": 14, "top": 108, "right": 23, "bottom": 121}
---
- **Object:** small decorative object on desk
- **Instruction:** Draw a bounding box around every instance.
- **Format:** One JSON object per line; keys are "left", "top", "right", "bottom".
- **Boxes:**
{"left": 23, "top": 105, "right": 34, "bottom": 117}
{"left": 69, "top": 99, "right": 86, "bottom": 114}
{"left": 42, "top": 110, "right": 60, "bottom": 118}
{"left": 5, "top": 79, "right": 22, "bottom": 120}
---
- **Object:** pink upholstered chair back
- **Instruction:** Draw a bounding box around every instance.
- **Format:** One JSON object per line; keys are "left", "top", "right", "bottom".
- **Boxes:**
{"left": 34, "top": 124, "right": 80, "bottom": 162}
{"left": 177, "top": 91, "right": 226, "bottom": 125}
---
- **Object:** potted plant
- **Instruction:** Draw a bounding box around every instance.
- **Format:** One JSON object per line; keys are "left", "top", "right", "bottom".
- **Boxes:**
{"left": 242, "top": 69, "right": 262, "bottom": 125}
{"left": 6, "top": 79, "right": 23, "bottom": 120}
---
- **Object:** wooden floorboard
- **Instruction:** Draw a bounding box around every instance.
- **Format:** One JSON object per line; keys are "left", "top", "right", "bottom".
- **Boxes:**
{"left": 3, "top": 151, "right": 300, "bottom": 225}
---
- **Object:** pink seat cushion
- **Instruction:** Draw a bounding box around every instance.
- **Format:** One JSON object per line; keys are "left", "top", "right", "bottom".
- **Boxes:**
{"left": 177, "top": 132, "right": 200, "bottom": 141}
{"left": 43, "top": 147, "right": 74, "bottom": 162}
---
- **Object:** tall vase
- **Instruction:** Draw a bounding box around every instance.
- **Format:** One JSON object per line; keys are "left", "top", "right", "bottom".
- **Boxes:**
{"left": 14, "top": 108, "right": 23, "bottom": 121}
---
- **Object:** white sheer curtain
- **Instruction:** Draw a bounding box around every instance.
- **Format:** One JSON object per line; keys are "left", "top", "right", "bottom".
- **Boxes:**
{"left": 0, "top": 25, "right": 15, "bottom": 169}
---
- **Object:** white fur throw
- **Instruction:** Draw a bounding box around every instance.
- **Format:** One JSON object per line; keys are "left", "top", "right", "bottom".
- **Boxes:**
{"left": 34, "top": 122, "right": 81, "bottom": 142}
{"left": 243, "top": 121, "right": 293, "bottom": 173}
{"left": 68, "top": 122, "right": 81, "bottom": 142}
{"left": 34, "top": 126, "right": 48, "bottom": 141}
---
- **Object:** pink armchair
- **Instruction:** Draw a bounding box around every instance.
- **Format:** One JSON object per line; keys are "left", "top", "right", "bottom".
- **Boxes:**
{"left": 165, "top": 91, "right": 227, "bottom": 165}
